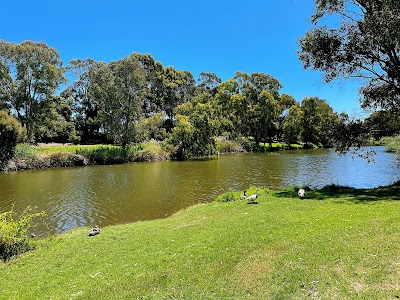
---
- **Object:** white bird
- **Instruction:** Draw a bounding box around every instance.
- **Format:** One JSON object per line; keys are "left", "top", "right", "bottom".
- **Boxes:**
{"left": 298, "top": 188, "right": 305, "bottom": 199}
{"left": 240, "top": 190, "right": 247, "bottom": 200}
{"left": 246, "top": 188, "right": 258, "bottom": 202}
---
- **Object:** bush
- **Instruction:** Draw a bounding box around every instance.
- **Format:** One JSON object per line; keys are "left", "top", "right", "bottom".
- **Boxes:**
{"left": 0, "top": 207, "right": 46, "bottom": 261}
{"left": 0, "top": 111, "right": 26, "bottom": 161}
{"left": 215, "top": 191, "right": 237, "bottom": 203}
{"left": 384, "top": 135, "right": 400, "bottom": 154}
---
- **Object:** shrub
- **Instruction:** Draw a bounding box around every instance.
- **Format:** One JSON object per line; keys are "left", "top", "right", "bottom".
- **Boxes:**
{"left": 0, "top": 207, "right": 46, "bottom": 261}
{"left": 384, "top": 135, "right": 400, "bottom": 154}
{"left": 215, "top": 137, "right": 245, "bottom": 153}
{"left": 215, "top": 191, "right": 237, "bottom": 203}
{"left": 0, "top": 111, "right": 26, "bottom": 161}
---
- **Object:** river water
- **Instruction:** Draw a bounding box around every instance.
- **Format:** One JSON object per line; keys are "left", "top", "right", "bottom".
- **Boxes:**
{"left": 0, "top": 146, "right": 398, "bottom": 235}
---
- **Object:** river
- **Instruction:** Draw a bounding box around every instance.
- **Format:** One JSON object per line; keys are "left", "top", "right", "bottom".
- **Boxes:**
{"left": 0, "top": 146, "right": 399, "bottom": 235}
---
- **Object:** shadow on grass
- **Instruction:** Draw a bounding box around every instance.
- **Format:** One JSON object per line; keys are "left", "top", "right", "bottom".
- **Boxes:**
{"left": 275, "top": 181, "right": 400, "bottom": 203}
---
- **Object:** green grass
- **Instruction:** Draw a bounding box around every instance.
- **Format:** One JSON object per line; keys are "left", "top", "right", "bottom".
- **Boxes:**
{"left": 1, "top": 184, "right": 400, "bottom": 299}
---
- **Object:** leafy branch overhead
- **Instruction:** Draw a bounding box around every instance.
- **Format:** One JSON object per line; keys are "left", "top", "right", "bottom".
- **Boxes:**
{"left": 298, "top": 0, "right": 400, "bottom": 112}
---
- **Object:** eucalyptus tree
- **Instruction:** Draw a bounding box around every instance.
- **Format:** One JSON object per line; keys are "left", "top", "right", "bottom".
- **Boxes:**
{"left": 36, "top": 96, "right": 78, "bottom": 143}
{"left": 64, "top": 58, "right": 103, "bottom": 143}
{"left": 213, "top": 79, "right": 245, "bottom": 137}
{"left": 197, "top": 72, "right": 222, "bottom": 96}
{"left": 160, "top": 67, "right": 195, "bottom": 124}
{"left": 299, "top": 0, "right": 400, "bottom": 111}
{"left": 298, "top": 0, "right": 400, "bottom": 152}
{"left": 233, "top": 72, "right": 284, "bottom": 145}
{"left": 300, "top": 97, "right": 339, "bottom": 147}
{"left": 0, "top": 40, "right": 66, "bottom": 142}
{"left": 168, "top": 94, "right": 220, "bottom": 160}
{"left": 283, "top": 103, "right": 303, "bottom": 145}
{"left": 90, "top": 55, "right": 146, "bottom": 148}
{"left": 130, "top": 53, "right": 165, "bottom": 117}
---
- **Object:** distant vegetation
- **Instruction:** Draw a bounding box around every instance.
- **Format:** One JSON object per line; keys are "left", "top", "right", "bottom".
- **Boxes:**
{"left": 0, "top": 40, "right": 350, "bottom": 164}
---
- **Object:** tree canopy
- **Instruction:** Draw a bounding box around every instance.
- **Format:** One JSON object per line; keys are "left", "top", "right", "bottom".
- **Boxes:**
{"left": 298, "top": 0, "right": 400, "bottom": 112}
{"left": 0, "top": 39, "right": 346, "bottom": 160}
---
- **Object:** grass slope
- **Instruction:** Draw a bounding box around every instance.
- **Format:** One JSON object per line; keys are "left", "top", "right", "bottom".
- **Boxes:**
{"left": 1, "top": 185, "right": 400, "bottom": 299}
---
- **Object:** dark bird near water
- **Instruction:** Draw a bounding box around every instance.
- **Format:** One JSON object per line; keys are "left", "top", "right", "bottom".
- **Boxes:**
{"left": 89, "top": 225, "right": 100, "bottom": 237}
{"left": 240, "top": 190, "right": 247, "bottom": 200}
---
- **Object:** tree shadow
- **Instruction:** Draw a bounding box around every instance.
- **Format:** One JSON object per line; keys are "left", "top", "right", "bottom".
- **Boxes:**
{"left": 275, "top": 181, "right": 400, "bottom": 203}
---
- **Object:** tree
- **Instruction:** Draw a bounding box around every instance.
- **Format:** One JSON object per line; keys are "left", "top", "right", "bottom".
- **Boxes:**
{"left": 130, "top": 53, "right": 165, "bottom": 117}
{"left": 36, "top": 96, "right": 78, "bottom": 143}
{"left": 298, "top": 0, "right": 400, "bottom": 112}
{"left": 0, "top": 110, "right": 25, "bottom": 161}
{"left": 160, "top": 67, "right": 195, "bottom": 122}
{"left": 0, "top": 40, "right": 66, "bottom": 142}
{"left": 366, "top": 110, "right": 400, "bottom": 139}
{"left": 168, "top": 99, "right": 219, "bottom": 160}
{"left": 300, "top": 97, "right": 339, "bottom": 147}
{"left": 283, "top": 103, "right": 303, "bottom": 145}
{"left": 90, "top": 55, "right": 146, "bottom": 148}
{"left": 197, "top": 72, "right": 222, "bottom": 95}
{"left": 234, "top": 72, "right": 283, "bottom": 145}
{"left": 64, "top": 58, "right": 103, "bottom": 143}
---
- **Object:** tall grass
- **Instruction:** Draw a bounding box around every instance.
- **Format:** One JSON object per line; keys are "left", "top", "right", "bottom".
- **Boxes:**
{"left": 5, "top": 141, "right": 169, "bottom": 171}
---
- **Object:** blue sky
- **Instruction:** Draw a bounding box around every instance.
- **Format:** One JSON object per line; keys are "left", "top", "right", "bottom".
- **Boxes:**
{"left": 1, "top": 0, "right": 365, "bottom": 116}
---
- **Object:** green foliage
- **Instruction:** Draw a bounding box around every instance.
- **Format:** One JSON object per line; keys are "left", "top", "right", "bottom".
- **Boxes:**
{"left": 0, "top": 207, "right": 45, "bottom": 261}
{"left": 135, "top": 113, "right": 168, "bottom": 142}
{"left": 215, "top": 136, "right": 244, "bottom": 153}
{"left": 298, "top": 0, "right": 400, "bottom": 115}
{"left": 0, "top": 111, "right": 26, "bottom": 161}
{"left": 0, "top": 40, "right": 66, "bottom": 142}
{"left": 384, "top": 135, "right": 400, "bottom": 154}
{"left": 299, "top": 97, "right": 338, "bottom": 146}
{"left": 215, "top": 191, "right": 237, "bottom": 203}
{"left": 167, "top": 101, "right": 219, "bottom": 160}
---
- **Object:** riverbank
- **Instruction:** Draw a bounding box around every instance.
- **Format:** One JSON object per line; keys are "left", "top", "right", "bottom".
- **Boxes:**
{"left": 0, "top": 141, "right": 170, "bottom": 171}
{"left": 1, "top": 184, "right": 399, "bottom": 299}
{"left": 0, "top": 139, "right": 304, "bottom": 172}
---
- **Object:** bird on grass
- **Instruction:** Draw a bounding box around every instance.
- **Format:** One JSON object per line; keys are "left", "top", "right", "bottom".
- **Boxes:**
{"left": 88, "top": 225, "right": 100, "bottom": 237}
{"left": 298, "top": 188, "right": 306, "bottom": 199}
{"left": 240, "top": 190, "right": 247, "bottom": 200}
{"left": 246, "top": 188, "right": 258, "bottom": 204}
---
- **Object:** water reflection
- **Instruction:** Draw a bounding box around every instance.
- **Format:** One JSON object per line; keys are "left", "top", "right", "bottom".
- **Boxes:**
{"left": 0, "top": 146, "right": 398, "bottom": 235}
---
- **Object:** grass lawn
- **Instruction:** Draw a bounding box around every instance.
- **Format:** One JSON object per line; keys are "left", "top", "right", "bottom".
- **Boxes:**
{"left": 1, "top": 185, "right": 399, "bottom": 299}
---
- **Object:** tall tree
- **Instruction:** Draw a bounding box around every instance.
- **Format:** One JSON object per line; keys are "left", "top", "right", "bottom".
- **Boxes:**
{"left": 197, "top": 72, "right": 222, "bottom": 96}
{"left": 160, "top": 67, "right": 195, "bottom": 122}
{"left": 130, "top": 53, "right": 165, "bottom": 117}
{"left": 0, "top": 40, "right": 66, "bottom": 142}
{"left": 234, "top": 72, "right": 283, "bottom": 144}
{"left": 283, "top": 103, "right": 303, "bottom": 145}
{"left": 298, "top": 0, "right": 400, "bottom": 112}
{"left": 300, "top": 97, "right": 339, "bottom": 147}
{"left": 64, "top": 58, "right": 103, "bottom": 143}
{"left": 91, "top": 55, "right": 146, "bottom": 148}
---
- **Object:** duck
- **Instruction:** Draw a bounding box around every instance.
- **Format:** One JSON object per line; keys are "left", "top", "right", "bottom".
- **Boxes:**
{"left": 298, "top": 188, "right": 306, "bottom": 199}
{"left": 246, "top": 188, "right": 258, "bottom": 203}
{"left": 88, "top": 225, "right": 100, "bottom": 237}
{"left": 240, "top": 190, "right": 247, "bottom": 200}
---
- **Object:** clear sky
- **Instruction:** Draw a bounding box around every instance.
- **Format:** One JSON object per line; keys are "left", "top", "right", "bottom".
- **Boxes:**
{"left": 1, "top": 0, "right": 366, "bottom": 116}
